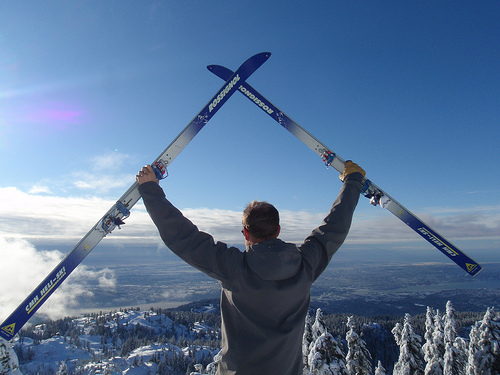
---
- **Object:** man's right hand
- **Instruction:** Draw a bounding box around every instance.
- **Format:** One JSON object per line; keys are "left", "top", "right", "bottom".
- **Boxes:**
{"left": 136, "top": 165, "right": 159, "bottom": 185}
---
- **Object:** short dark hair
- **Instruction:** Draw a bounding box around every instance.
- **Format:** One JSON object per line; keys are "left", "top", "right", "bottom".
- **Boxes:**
{"left": 242, "top": 200, "right": 280, "bottom": 240}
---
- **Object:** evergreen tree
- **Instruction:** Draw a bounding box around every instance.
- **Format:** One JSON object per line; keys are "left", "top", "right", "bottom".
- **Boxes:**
{"left": 205, "top": 349, "right": 221, "bottom": 375}
{"left": 305, "top": 308, "right": 348, "bottom": 375}
{"left": 392, "top": 313, "right": 424, "bottom": 375}
{"left": 0, "top": 339, "right": 21, "bottom": 375}
{"left": 444, "top": 301, "right": 467, "bottom": 375}
{"left": 426, "top": 309, "right": 445, "bottom": 375}
{"left": 304, "top": 312, "right": 314, "bottom": 368}
{"left": 444, "top": 337, "right": 467, "bottom": 375}
{"left": 308, "top": 331, "right": 349, "bottom": 375}
{"left": 345, "top": 316, "right": 373, "bottom": 375}
{"left": 56, "top": 360, "right": 69, "bottom": 375}
{"left": 375, "top": 360, "right": 387, "bottom": 375}
{"left": 191, "top": 363, "right": 204, "bottom": 374}
{"left": 444, "top": 301, "right": 458, "bottom": 346}
{"left": 467, "top": 320, "right": 482, "bottom": 375}
{"left": 423, "top": 306, "right": 435, "bottom": 366}
{"left": 467, "top": 307, "right": 500, "bottom": 375}
{"left": 310, "top": 308, "right": 328, "bottom": 349}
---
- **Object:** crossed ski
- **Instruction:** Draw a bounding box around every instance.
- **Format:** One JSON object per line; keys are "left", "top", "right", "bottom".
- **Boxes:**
{"left": 1, "top": 52, "right": 482, "bottom": 341}
{"left": 207, "top": 64, "right": 482, "bottom": 278}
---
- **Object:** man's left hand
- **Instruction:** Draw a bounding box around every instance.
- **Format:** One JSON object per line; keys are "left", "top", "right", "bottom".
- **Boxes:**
{"left": 136, "top": 165, "right": 159, "bottom": 185}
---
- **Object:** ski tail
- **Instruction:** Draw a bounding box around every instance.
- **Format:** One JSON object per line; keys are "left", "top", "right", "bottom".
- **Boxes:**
{"left": 207, "top": 64, "right": 482, "bottom": 277}
{"left": 0, "top": 52, "right": 270, "bottom": 341}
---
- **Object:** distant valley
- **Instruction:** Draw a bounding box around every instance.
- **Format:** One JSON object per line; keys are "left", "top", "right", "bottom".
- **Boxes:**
{"left": 68, "top": 255, "right": 500, "bottom": 318}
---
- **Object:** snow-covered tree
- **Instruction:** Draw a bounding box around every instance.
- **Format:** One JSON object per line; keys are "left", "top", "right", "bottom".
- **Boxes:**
{"left": 468, "top": 320, "right": 482, "bottom": 375}
{"left": 467, "top": 307, "right": 500, "bottom": 375}
{"left": 56, "top": 360, "right": 69, "bottom": 375}
{"left": 308, "top": 331, "right": 349, "bottom": 375}
{"left": 304, "top": 312, "right": 314, "bottom": 368}
{"left": 310, "top": 308, "right": 328, "bottom": 349}
{"left": 392, "top": 313, "right": 424, "bottom": 375}
{"left": 444, "top": 337, "right": 467, "bottom": 375}
{"left": 375, "top": 360, "right": 387, "bottom": 375}
{"left": 190, "top": 363, "right": 204, "bottom": 375}
{"left": 0, "top": 339, "right": 22, "bottom": 375}
{"left": 201, "top": 349, "right": 221, "bottom": 375}
{"left": 443, "top": 301, "right": 467, "bottom": 375}
{"left": 423, "top": 306, "right": 435, "bottom": 365}
{"left": 426, "top": 309, "right": 445, "bottom": 375}
{"left": 345, "top": 316, "right": 373, "bottom": 375}
{"left": 444, "top": 301, "right": 458, "bottom": 345}
{"left": 305, "top": 308, "right": 349, "bottom": 375}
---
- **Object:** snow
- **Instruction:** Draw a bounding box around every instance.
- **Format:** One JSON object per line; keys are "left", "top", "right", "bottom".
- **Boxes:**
{"left": 20, "top": 336, "right": 91, "bottom": 373}
{"left": 3, "top": 303, "right": 498, "bottom": 374}
{"left": 122, "top": 362, "right": 158, "bottom": 374}
{"left": 9, "top": 309, "right": 217, "bottom": 374}
{"left": 0, "top": 339, "right": 23, "bottom": 375}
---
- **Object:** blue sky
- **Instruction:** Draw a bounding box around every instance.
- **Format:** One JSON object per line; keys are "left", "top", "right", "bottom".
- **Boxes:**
{"left": 0, "top": 1, "right": 499, "bottom": 318}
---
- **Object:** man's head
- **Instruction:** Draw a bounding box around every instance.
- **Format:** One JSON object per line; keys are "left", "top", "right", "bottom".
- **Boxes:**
{"left": 242, "top": 200, "right": 280, "bottom": 245}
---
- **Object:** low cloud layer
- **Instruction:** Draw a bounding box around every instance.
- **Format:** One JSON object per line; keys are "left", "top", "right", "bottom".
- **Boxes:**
{"left": 1, "top": 186, "right": 498, "bottom": 325}
{"left": 1, "top": 187, "right": 499, "bottom": 248}
{"left": 0, "top": 237, "right": 116, "bottom": 323}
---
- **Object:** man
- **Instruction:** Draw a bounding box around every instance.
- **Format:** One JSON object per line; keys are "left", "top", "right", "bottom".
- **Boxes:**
{"left": 136, "top": 161, "right": 365, "bottom": 375}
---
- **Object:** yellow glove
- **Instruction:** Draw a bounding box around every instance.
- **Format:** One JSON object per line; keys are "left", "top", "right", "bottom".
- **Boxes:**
{"left": 339, "top": 161, "right": 366, "bottom": 182}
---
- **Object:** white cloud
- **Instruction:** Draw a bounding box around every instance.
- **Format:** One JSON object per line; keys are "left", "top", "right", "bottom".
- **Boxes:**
{"left": 0, "top": 187, "right": 497, "bottom": 326}
{"left": 89, "top": 151, "right": 130, "bottom": 171}
{"left": 28, "top": 185, "right": 53, "bottom": 194}
{"left": 0, "top": 237, "right": 116, "bottom": 323}
{"left": 345, "top": 205, "right": 500, "bottom": 258}
{"left": 1, "top": 186, "right": 499, "bottom": 249}
{"left": 24, "top": 151, "right": 137, "bottom": 195}
{"left": 71, "top": 151, "right": 136, "bottom": 193}
{"left": 0, "top": 187, "right": 162, "bottom": 245}
{"left": 73, "top": 173, "right": 134, "bottom": 192}
{"left": 0, "top": 187, "right": 120, "bottom": 243}
{"left": 0, "top": 187, "right": 324, "bottom": 246}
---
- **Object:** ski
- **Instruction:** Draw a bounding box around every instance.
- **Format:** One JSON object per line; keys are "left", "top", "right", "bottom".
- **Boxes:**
{"left": 208, "top": 64, "right": 482, "bottom": 277}
{"left": 0, "top": 52, "right": 271, "bottom": 341}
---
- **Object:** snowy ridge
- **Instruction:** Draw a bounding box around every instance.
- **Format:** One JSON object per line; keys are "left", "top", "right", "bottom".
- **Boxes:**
{"left": 1, "top": 301, "right": 498, "bottom": 374}
{"left": 7, "top": 308, "right": 219, "bottom": 374}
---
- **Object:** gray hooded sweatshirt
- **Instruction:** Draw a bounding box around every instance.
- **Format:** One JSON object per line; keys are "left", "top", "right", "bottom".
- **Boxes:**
{"left": 138, "top": 172, "right": 363, "bottom": 375}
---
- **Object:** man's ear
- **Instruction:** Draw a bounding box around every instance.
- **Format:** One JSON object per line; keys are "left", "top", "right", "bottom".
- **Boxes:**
{"left": 276, "top": 225, "right": 281, "bottom": 237}
{"left": 243, "top": 227, "right": 250, "bottom": 241}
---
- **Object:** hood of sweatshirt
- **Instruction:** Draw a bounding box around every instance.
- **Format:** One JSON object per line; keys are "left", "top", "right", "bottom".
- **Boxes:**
{"left": 245, "top": 239, "right": 302, "bottom": 281}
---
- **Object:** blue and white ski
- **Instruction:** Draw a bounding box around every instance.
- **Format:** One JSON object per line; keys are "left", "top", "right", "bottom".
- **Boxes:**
{"left": 208, "top": 64, "right": 482, "bottom": 277}
{"left": 0, "top": 52, "right": 271, "bottom": 341}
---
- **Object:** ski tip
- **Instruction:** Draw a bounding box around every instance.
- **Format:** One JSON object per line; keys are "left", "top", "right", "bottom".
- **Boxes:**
{"left": 253, "top": 51, "right": 271, "bottom": 59}
{"left": 260, "top": 52, "right": 271, "bottom": 64}
{"left": 207, "top": 64, "right": 229, "bottom": 73}
{"left": 207, "top": 52, "right": 271, "bottom": 72}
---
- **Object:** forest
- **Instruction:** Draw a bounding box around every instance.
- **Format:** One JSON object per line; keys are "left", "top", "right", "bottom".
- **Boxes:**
{"left": 1, "top": 300, "right": 498, "bottom": 374}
